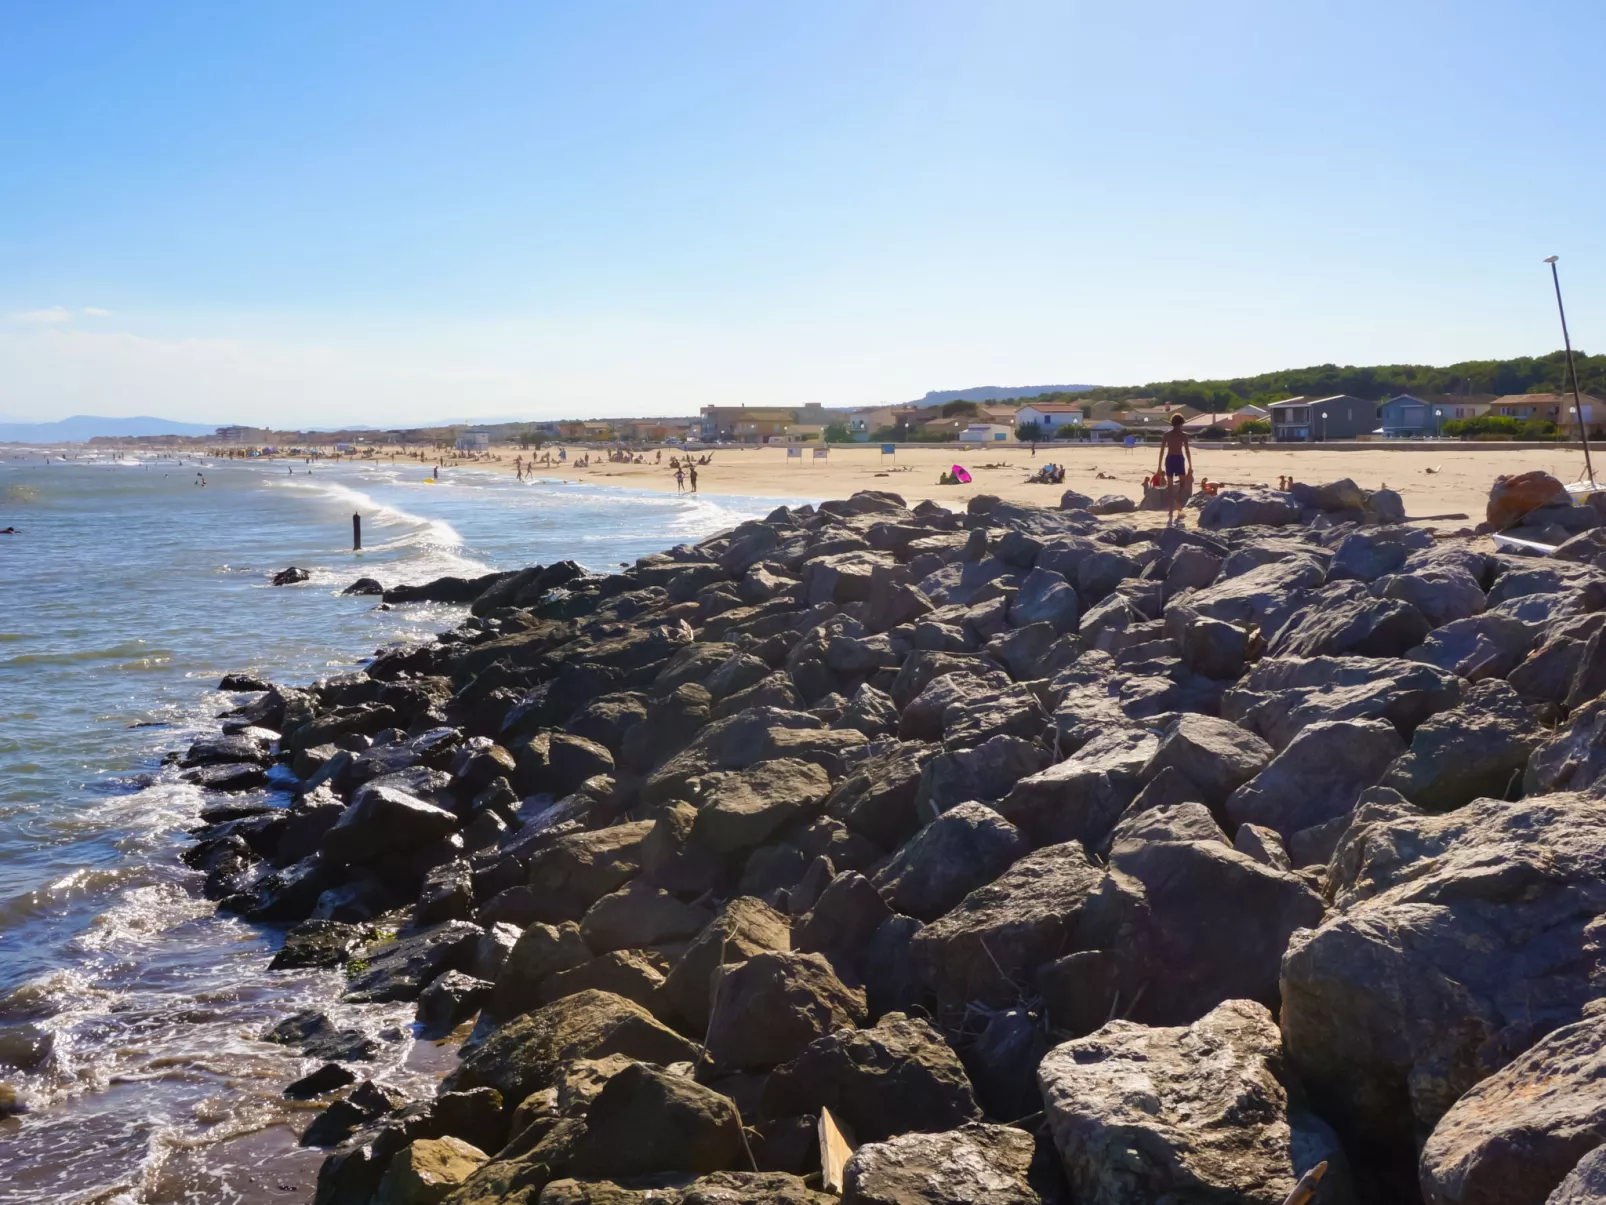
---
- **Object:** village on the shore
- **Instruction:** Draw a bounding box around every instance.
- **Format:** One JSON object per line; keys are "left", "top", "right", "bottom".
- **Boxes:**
{"left": 60, "top": 387, "right": 1606, "bottom": 461}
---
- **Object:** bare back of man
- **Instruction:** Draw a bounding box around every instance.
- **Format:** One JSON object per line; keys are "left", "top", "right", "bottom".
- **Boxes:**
{"left": 1157, "top": 416, "right": 1193, "bottom": 522}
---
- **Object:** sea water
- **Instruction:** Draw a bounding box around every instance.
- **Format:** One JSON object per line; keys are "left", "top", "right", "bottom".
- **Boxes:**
{"left": 0, "top": 453, "right": 802, "bottom": 1203}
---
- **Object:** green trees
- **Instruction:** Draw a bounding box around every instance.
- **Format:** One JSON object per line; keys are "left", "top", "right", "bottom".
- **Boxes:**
{"left": 1016, "top": 421, "right": 1043, "bottom": 443}
{"left": 1004, "top": 351, "right": 1606, "bottom": 415}
{"left": 823, "top": 423, "right": 852, "bottom": 443}
{"left": 1440, "top": 416, "right": 1559, "bottom": 439}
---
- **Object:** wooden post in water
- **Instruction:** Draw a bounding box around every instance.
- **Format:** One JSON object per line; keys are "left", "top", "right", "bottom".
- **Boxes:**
{"left": 352, "top": 512, "right": 362, "bottom": 551}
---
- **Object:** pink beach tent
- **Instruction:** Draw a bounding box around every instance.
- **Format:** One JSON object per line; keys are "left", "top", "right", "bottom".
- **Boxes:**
{"left": 951, "top": 465, "right": 972, "bottom": 484}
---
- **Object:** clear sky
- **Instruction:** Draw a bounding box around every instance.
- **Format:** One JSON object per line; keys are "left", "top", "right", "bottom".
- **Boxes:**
{"left": 2, "top": 0, "right": 1603, "bottom": 427}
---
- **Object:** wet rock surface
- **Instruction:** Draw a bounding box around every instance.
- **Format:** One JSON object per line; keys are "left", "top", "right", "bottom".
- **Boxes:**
{"left": 165, "top": 487, "right": 1606, "bottom": 1204}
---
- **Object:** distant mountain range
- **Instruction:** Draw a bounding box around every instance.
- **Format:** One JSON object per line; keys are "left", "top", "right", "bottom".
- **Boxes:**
{"left": 0, "top": 415, "right": 218, "bottom": 444}
{"left": 913, "top": 385, "right": 1098, "bottom": 406}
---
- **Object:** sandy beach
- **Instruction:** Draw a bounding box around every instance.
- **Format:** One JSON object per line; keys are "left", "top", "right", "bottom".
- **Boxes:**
{"left": 475, "top": 442, "right": 1596, "bottom": 534}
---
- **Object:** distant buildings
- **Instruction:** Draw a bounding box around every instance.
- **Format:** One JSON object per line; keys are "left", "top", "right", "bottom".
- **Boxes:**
{"left": 1014, "top": 402, "right": 1085, "bottom": 434}
{"left": 1268, "top": 395, "right": 1376, "bottom": 442}
{"left": 215, "top": 425, "right": 272, "bottom": 443}
{"left": 957, "top": 423, "right": 1016, "bottom": 443}
{"left": 1492, "top": 393, "right": 1605, "bottom": 432}
{"left": 455, "top": 430, "right": 491, "bottom": 452}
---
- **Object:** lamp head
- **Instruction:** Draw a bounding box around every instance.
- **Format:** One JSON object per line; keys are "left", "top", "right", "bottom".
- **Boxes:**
{"left": 1544, "top": 256, "right": 1560, "bottom": 264}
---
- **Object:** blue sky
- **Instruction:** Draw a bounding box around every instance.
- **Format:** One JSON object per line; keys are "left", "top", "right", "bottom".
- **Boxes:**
{"left": 2, "top": 0, "right": 1603, "bottom": 426}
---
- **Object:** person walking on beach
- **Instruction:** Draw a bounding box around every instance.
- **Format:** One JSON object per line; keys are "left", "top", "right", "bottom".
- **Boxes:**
{"left": 688, "top": 465, "right": 698, "bottom": 493}
{"left": 675, "top": 466, "right": 685, "bottom": 492}
{"left": 1158, "top": 413, "right": 1192, "bottom": 524}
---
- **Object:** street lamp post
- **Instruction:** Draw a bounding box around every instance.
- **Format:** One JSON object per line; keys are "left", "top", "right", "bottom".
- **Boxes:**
{"left": 1544, "top": 256, "right": 1595, "bottom": 485}
{"left": 1435, "top": 408, "right": 1443, "bottom": 438}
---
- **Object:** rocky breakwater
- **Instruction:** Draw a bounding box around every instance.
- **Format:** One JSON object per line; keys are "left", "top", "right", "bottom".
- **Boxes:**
{"left": 173, "top": 481, "right": 1606, "bottom": 1205}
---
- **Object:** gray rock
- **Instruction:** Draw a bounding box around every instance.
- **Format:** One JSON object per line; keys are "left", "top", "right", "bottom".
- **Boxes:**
{"left": 1271, "top": 583, "right": 1432, "bottom": 660}
{"left": 1073, "top": 834, "right": 1323, "bottom": 1027}
{"left": 662, "top": 896, "right": 792, "bottom": 1032}
{"left": 1234, "top": 822, "right": 1292, "bottom": 869}
{"left": 872, "top": 801, "right": 1028, "bottom": 921}
{"left": 1108, "top": 800, "right": 1226, "bottom": 847}
{"left": 997, "top": 727, "right": 1157, "bottom": 849}
{"left": 489, "top": 920, "right": 594, "bottom": 1020}
{"left": 1040, "top": 999, "right": 1350, "bottom": 1205}
{"left": 1421, "top": 1015, "right": 1606, "bottom": 1205}
{"left": 1382, "top": 679, "right": 1540, "bottom": 810}
{"left": 538, "top": 948, "right": 668, "bottom": 1017}
{"left": 1010, "top": 566, "right": 1080, "bottom": 634}
{"left": 842, "top": 1123, "right": 1041, "bottom": 1205}
{"left": 1527, "top": 699, "right": 1606, "bottom": 795}
{"left": 1281, "top": 793, "right": 1606, "bottom": 1150}
{"left": 262, "top": 1010, "right": 379, "bottom": 1062}
{"left": 319, "top": 785, "right": 459, "bottom": 867}
{"left": 343, "top": 920, "right": 482, "bottom": 1004}
{"left": 566, "top": 1061, "right": 743, "bottom": 1179}
{"left": 1222, "top": 655, "right": 1463, "bottom": 750}
{"left": 826, "top": 740, "right": 939, "bottom": 847}
{"left": 1197, "top": 488, "right": 1302, "bottom": 530}
{"left": 915, "top": 735, "right": 1051, "bottom": 815}
{"left": 523, "top": 820, "right": 654, "bottom": 923}
{"left": 1328, "top": 526, "right": 1434, "bottom": 582}
{"left": 1548, "top": 1147, "right": 1606, "bottom": 1205}
{"left": 912, "top": 841, "right": 1104, "bottom": 1009}
{"left": 1166, "top": 553, "right": 1327, "bottom": 637}
{"left": 835, "top": 683, "right": 900, "bottom": 738}
{"left": 1224, "top": 717, "right": 1405, "bottom": 847}
{"left": 446, "top": 989, "right": 697, "bottom": 1105}
{"left": 269, "top": 919, "right": 367, "bottom": 970}
{"left": 761, "top": 1012, "right": 981, "bottom": 1143}
{"left": 1409, "top": 613, "right": 1538, "bottom": 681}
{"left": 1140, "top": 714, "right": 1273, "bottom": 807}
{"left": 416, "top": 970, "right": 492, "bottom": 1038}
{"left": 706, "top": 951, "right": 867, "bottom": 1071}
{"left": 1178, "top": 615, "right": 1251, "bottom": 679}
{"left": 692, "top": 758, "right": 833, "bottom": 855}
{"left": 578, "top": 880, "right": 713, "bottom": 953}
{"left": 1374, "top": 567, "right": 1487, "bottom": 628}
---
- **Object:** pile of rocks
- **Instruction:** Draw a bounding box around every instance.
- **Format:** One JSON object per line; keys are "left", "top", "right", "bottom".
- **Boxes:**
{"left": 179, "top": 486, "right": 1606, "bottom": 1204}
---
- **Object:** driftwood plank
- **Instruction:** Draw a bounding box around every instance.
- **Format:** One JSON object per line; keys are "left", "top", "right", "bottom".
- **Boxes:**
{"left": 818, "top": 1106, "right": 857, "bottom": 1195}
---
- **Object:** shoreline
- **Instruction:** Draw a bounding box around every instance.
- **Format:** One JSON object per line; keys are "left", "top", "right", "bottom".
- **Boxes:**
{"left": 163, "top": 478, "right": 1606, "bottom": 1203}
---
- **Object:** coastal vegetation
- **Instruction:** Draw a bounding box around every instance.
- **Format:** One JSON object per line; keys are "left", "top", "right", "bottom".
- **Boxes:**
{"left": 1007, "top": 350, "right": 1606, "bottom": 414}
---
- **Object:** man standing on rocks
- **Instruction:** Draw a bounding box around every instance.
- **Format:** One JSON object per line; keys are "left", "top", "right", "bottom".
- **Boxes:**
{"left": 1158, "top": 413, "right": 1193, "bottom": 524}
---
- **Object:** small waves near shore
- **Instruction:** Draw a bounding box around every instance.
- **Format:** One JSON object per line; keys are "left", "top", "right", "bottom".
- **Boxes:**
{"left": 0, "top": 454, "right": 799, "bottom": 1203}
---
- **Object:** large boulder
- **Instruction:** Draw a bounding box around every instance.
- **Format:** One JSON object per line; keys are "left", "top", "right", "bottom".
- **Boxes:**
{"left": 524, "top": 821, "right": 654, "bottom": 924}
{"left": 1197, "top": 489, "right": 1302, "bottom": 531}
{"left": 1408, "top": 613, "right": 1538, "bottom": 681}
{"left": 760, "top": 1012, "right": 981, "bottom": 1142}
{"left": 319, "top": 786, "right": 460, "bottom": 867}
{"left": 841, "top": 1123, "right": 1041, "bottom": 1205}
{"left": 1139, "top": 714, "right": 1272, "bottom": 808}
{"left": 1039, "top": 999, "right": 1350, "bottom": 1205}
{"left": 661, "top": 896, "right": 792, "bottom": 1032}
{"left": 1382, "top": 679, "right": 1541, "bottom": 810}
{"left": 1225, "top": 718, "right": 1405, "bottom": 850}
{"left": 691, "top": 759, "right": 833, "bottom": 854}
{"left": 578, "top": 880, "right": 713, "bottom": 954}
{"left": 871, "top": 801, "right": 1027, "bottom": 922}
{"left": 705, "top": 951, "right": 868, "bottom": 1071}
{"left": 911, "top": 841, "right": 1104, "bottom": 1009}
{"left": 996, "top": 728, "right": 1157, "bottom": 849}
{"left": 1271, "top": 585, "right": 1432, "bottom": 660}
{"left": 447, "top": 990, "right": 696, "bottom": 1104}
{"left": 914, "top": 735, "right": 1050, "bottom": 815}
{"left": 825, "top": 741, "right": 939, "bottom": 848}
{"left": 1280, "top": 794, "right": 1606, "bottom": 1158}
{"left": 1488, "top": 471, "right": 1569, "bottom": 530}
{"left": 1420, "top": 1015, "right": 1606, "bottom": 1205}
{"left": 1525, "top": 698, "right": 1606, "bottom": 795}
{"left": 566, "top": 1062, "right": 743, "bottom": 1179}
{"left": 1072, "top": 834, "right": 1323, "bottom": 1028}
{"left": 373, "top": 1135, "right": 487, "bottom": 1204}
{"left": 1549, "top": 1147, "right": 1606, "bottom": 1205}
{"left": 489, "top": 921, "right": 593, "bottom": 1020}
{"left": 343, "top": 921, "right": 482, "bottom": 1004}
{"left": 1222, "top": 655, "right": 1463, "bottom": 750}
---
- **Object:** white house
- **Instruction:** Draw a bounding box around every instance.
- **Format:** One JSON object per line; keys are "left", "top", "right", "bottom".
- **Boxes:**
{"left": 456, "top": 430, "right": 491, "bottom": 452}
{"left": 1015, "top": 403, "right": 1085, "bottom": 434}
{"left": 958, "top": 423, "right": 1016, "bottom": 443}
